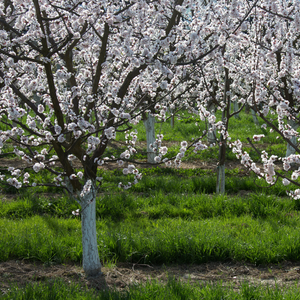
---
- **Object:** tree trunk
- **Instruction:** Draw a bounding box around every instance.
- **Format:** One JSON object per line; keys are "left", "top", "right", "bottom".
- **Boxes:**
{"left": 143, "top": 114, "right": 156, "bottom": 163}
{"left": 286, "top": 119, "right": 299, "bottom": 157}
{"left": 233, "top": 101, "right": 240, "bottom": 119}
{"left": 251, "top": 109, "right": 259, "bottom": 125}
{"left": 171, "top": 110, "right": 174, "bottom": 128}
{"left": 216, "top": 164, "right": 225, "bottom": 194}
{"left": 81, "top": 181, "right": 102, "bottom": 277}
{"left": 245, "top": 103, "right": 250, "bottom": 114}
{"left": 207, "top": 102, "right": 217, "bottom": 145}
{"left": 216, "top": 139, "right": 226, "bottom": 194}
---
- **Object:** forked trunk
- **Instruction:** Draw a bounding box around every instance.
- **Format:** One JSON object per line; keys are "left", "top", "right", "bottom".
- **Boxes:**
{"left": 81, "top": 182, "right": 102, "bottom": 277}
{"left": 143, "top": 114, "right": 156, "bottom": 163}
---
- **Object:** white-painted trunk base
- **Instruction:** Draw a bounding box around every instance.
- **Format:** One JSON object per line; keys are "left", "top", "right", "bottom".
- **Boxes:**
{"left": 251, "top": 109, "right": 259, "bottom": 126}
{"left": 207, "top": 104, "right": 216, "bottom": 144}
{"left": 81, "top": 183, "right": 102, "bottom": 277}
{"left": 144, "top": 114, "right": 156, "bottom": 163}
{"left": 286, "top": 119, "right": 299, "bottom": 158}
{"left": 233, "top": 101, "right": 240, "bottom": 119}
{"left": 216, "top": 164, "right": 225, "bottom": 194}
{"left": 207, "top": 126, "right": 217, "bottom": 145}
{"left": 171, "top": 111, "right": 174, "bottom": 128}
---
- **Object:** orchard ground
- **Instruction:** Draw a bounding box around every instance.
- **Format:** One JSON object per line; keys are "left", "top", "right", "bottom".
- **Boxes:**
{"left": 2, "top": 155, "right": 300, "bottom": 298}
{"left": 2, "top": 259, "right": 300, "bottom": 293}
{"left": 1, "top": 113, "right": 300, "bottom": 298}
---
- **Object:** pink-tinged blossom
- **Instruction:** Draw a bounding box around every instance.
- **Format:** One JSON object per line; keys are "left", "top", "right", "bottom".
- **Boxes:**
{"left": 70, "top": 174, "right": 77, "bottom": 180}
{"left": 68, "top": 154, "right": 77, "bottom": 161}
{"left": 58, "top": 134, "right": 65, "bottom": 143}
{"left": 104, "top": 127, "right": 116, "bottom": 139}
{"left": 165, "top": 160, "right": 172, "bottom": 167}
{"left": 80, "top": 180, "right": 92, "bottom": 198}
{"left": 7, "top": 178, "right": 22, "bottom": 189}
{"left": 120, "top": 113, "right": 131, "bottom": 120}
{"left": 120, "top": 150, "right": 130, "bottom": 159}
{"left": 288, "top": 189, "right": 300, "bottom": 200}
{"left": 54, "top": 125, "right": 62, "bottom": 135}
{"left": 72, "top": 209, "right": 80, "bottom": 216}
{"left": 77, "top": 171, "right": 84, "bottom": 179}
{"left": 154, "top": 156, "right": 161, "bottom": 163}
{"left": 23, "top": 172, "right": 30, "bottom": 184}
{"left": 97, "top": 160, "right": 104, "bottom": 166}
{"left": 291, "top": 172, "right": 299, "bottom": 181}
{"left": 282, "top": 178, "right": 290, "bottom": 186}
{"left": 159, "top": 146, "right": 168, "bottom": 155}
{"left": 38, "top": 105, "right": 44, "bottom": 114}
{"left": 253, "top": 134, "right": 265, "bottom": 142}
{"left": 181, "top": 141, "right": 188, "bottom": 148}
{"left": 128, "top": 165, "right": 136, "bottom": 173}
{"left": 117, "top": 160, "right": 124, "bottom": 167}
{"left": 33, "top": 162, "right": 45, "bottom": 173}
{"left": 180, "top": 147, "right": 187, "bottom": 154}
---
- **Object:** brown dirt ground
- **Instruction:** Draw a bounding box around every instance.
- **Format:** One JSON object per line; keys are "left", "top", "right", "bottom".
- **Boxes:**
{"left": 1, "top": 260, "right": 300, "bottom": 295}
{"left": 0, "top": 155, "right": 251, "bottom": 172}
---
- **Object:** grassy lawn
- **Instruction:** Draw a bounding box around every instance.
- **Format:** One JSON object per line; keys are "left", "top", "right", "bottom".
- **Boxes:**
{"left": 1, "top": 111, "right": 300, "bottom": 298}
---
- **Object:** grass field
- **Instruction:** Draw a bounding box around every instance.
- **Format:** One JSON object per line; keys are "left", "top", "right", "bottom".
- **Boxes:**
{"left": 1, "top": 111, "right": 300, "bottom": 299}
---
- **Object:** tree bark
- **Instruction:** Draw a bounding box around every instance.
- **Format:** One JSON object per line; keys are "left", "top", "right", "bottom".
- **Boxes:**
{"left": 143, "top": 114, "right": 156, "bottom": 163}
{"left": 251, "top": 109, "right": 259, "bottom": 125}
{"left": 216, "top": 164, "right": 225, "bottom": 194}
{"left": 286, "top": 119, "right": 299, "bottom": 157}
{"left": 233, "top": 101, "right": 240, "bottom": 119}
{"left": 80, "top": 181, "right": 102, "bottom": 277}
{"left": 207, "top": 102, "right": 217, "bottom": 144}
{"left": 171, "top": 110, "right": 175, "bottom": 128}
{"left": 216, "top": 139, "right": 226, "bottom": 194}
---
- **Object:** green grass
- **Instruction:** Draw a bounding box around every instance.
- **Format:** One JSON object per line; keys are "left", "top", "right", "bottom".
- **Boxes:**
{"left": 1, "top": 166, "right": 299, "bottom": 268}
{"left": 0, "top": 183, "right": 296, "bottom": 221}
{"left": 1, "top": 209, "right": 300, "bottom": 265}
{"left": 1, "top": 162, "right": 293, "bottom": 198}
{"left": 1, "top": 109, "right": 300, "bottom": 298}
{"left": 105, "top": 109, "right": 288, "bottom": 162}
{"left": 2, "top": 278, "right": 300, "bottom": 300}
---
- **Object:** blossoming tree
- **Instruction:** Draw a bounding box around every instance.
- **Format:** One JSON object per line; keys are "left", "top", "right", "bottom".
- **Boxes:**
{"left": 192, "top": 0, "right": 256, "bottom": 193}
{"left": 0, "top": 0, "right": 259, "bottom": 276}
{"left": 231, "top": 1, "right": 300, "bottom": 198}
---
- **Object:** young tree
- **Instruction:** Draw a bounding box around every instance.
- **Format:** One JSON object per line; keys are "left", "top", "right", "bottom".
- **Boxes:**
{"left": 0, "top": 0, "right": 258, "bottom": 276}
{"left": 231, "top": 1, "right": 300, "bottom": 197}
{"left": 194, "top": 0, "right": 255, "bottom": 193}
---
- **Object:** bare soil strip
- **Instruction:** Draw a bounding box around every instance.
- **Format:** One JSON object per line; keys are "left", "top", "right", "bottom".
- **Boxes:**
{"left": 1, "top": 260, "right": 300, "bottom": 294}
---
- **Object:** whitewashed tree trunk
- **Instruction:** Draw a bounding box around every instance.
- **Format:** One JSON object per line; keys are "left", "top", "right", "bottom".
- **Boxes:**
{"left": 143, "top": 114, "right": 156, "bottom": 163}
{"left": 233, "top": 101, "right": 240, "bottom": 119}
{"left": 207, "top": 103, "right": 216, "bottom": 144}
{"left": 80, "top": 182, "right": 102, "bottom": 277}
{"left": 216, "top": 164, "right": 225, "bottom": 194}
{"left": 251, "top": 109, "right": 259, "bottom": 125}
{"left": 286, "top": 119, "right": 299, "bottom": 157}
{"left": 171, "top": 110, "right": 175, "bottom": 128}
{"left": 216, "top": 100, "right": 227, "bottom": 194}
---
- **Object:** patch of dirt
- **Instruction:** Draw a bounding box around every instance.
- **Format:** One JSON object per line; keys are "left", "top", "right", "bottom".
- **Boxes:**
{"left": 1, "top": 260, "right": 300, "bottom": 295}
{"left": 0, "top": 156, "right": 247, "bottom": 171}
